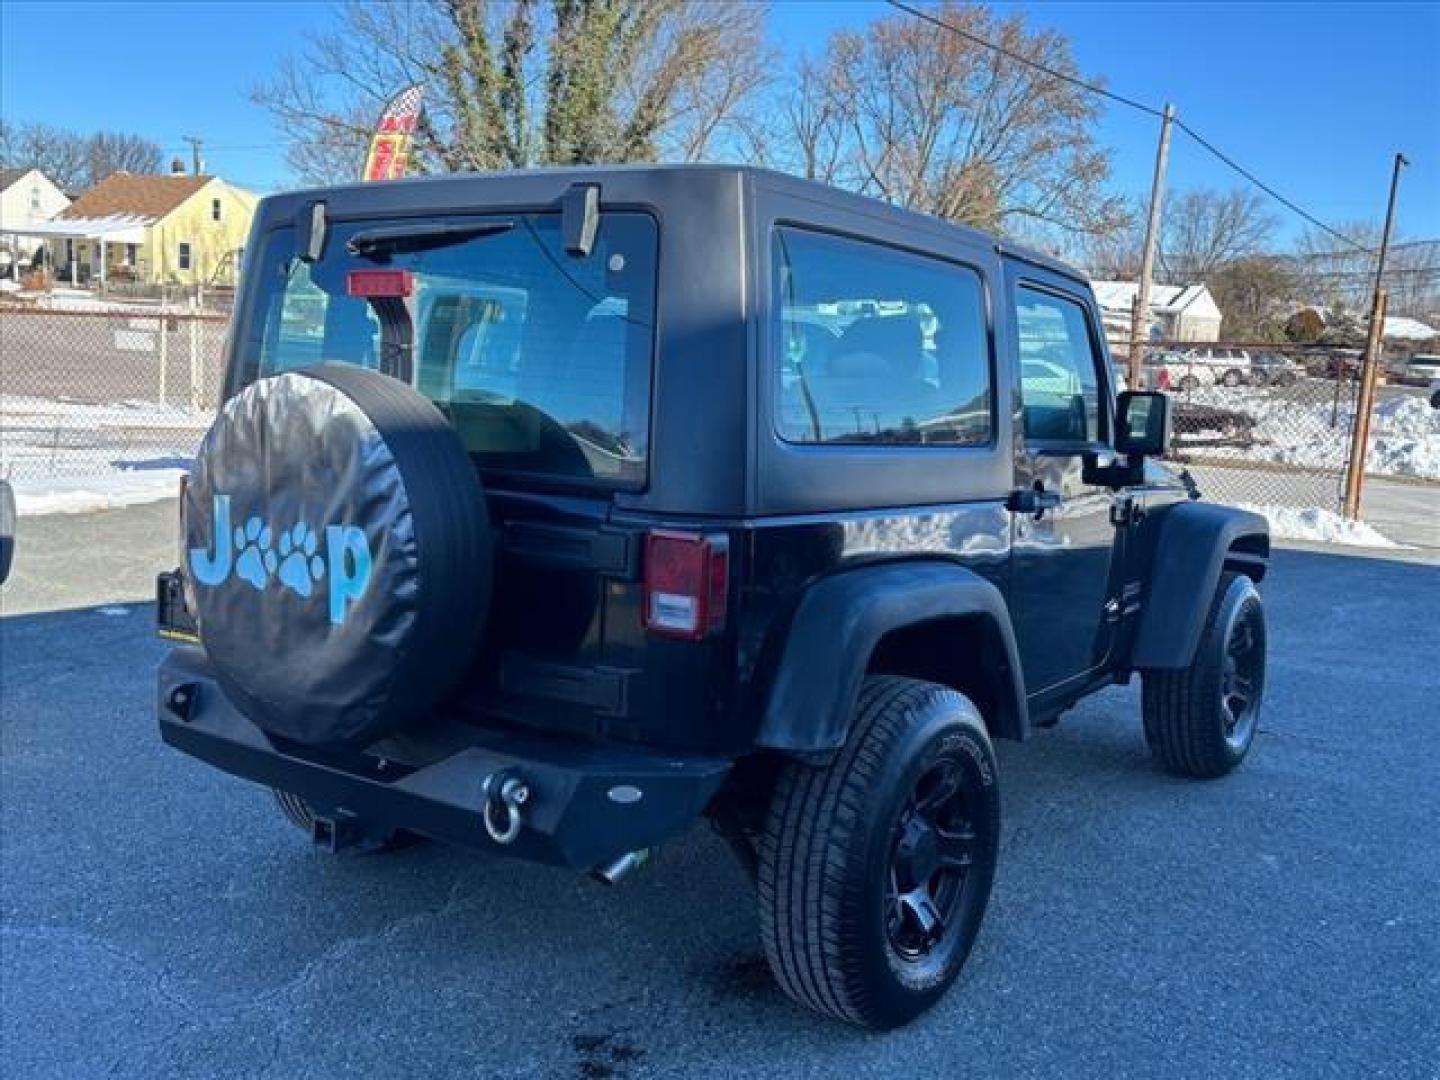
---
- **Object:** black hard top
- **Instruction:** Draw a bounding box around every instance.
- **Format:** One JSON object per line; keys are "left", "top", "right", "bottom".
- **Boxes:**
{"left": 255, "top": 163, "right": 1087, "bottom": 287}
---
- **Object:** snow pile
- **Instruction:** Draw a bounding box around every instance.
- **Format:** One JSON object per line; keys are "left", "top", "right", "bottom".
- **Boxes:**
{"left": 13, "top": 470, "right": 186, "bottom": 516}
{"left": 1176, "top": 385, "right": 1440, "bottom": 480}
{"left": 1234, "top": 503, "right": 1404, "bottom": 549}
{"left": 2, "top": 395, "right": 210, "bottom": 515}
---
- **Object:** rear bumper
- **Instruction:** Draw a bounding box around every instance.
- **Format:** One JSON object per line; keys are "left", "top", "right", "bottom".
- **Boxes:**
{"left": 156, "top": 647, "right": 731, "bottom": 869}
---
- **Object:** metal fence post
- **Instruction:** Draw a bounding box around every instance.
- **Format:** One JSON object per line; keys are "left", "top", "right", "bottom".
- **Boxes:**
{"left": 188, "top": 313, "right": 201, "bottom": 413}
{"left": 157, "top": 309, "right": 169, "bottom": 406}
{"left": 1341, "top": 290, "right": 1388, "bottom": 520}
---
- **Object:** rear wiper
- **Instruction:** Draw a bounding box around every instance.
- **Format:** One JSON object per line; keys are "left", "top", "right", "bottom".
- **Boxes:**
{"left": 346, "top": 220, "right": 514, "bottom": 258}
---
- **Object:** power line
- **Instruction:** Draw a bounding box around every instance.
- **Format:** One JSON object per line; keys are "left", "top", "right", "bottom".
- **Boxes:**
{"left": 1171, "top": 119, "right": 1374, "bottom": 256}
{"left": 882, "top": 0, "right": 1377, "bottom": 257}
{"left": 884, "top": 0, "right": 1165, "bottom": 118}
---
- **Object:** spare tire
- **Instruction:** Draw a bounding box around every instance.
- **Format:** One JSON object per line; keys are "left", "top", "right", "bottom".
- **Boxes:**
{"left": 183, "top": 364, "right": 490, "bottom": 747}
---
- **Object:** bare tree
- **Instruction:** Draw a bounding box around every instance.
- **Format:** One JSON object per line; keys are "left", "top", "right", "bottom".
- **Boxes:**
{"left": 252, "top": 0, "right": 771, "bottom": 185}
{"left": 86, "top": 131, "right": 164, "bottom": 181}
{"left": 0, "top": 122, "right": 91, "bottom": 191}
{"left": 760, "top": 3, "right": 1126, "bottom": 241}
{"left": 1158, "top": 188, "right": 1277, "bottom": 282}
{"left": 0, "top": 121, "right": 163, "bottom": 190}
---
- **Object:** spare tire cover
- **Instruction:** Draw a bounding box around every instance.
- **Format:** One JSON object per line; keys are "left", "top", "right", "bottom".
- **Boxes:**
{"left": 184, "top": 364, "right": 491, "bottom": 746}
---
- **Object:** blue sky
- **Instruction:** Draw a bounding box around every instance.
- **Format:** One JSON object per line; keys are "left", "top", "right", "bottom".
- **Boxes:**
{"left": 3, "top": 0, "right": 1436, "bottom": 244}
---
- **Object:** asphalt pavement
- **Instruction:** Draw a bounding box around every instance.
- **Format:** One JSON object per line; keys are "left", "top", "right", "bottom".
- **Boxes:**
{"left": 3, "top": 534, "right": 1439, "bottom": 1078}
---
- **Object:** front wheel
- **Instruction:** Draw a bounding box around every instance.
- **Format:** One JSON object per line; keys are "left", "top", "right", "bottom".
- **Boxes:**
{"left": 1142, "top": 572, "right": 1266, "bottom": 778}
{"left": 1221, "top": 368, "right": 1244, "bottom": 387}
{"left": 757, "top": 676, "right": 1000, "bottom": 1029}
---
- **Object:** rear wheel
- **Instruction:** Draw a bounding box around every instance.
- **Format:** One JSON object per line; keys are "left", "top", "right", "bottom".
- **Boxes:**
{"left": 1179, "top": 374, "right": 1201, "bottom": 392}
{"left": 757, "top": 676, "right": 999, "bottom": 1029}
{"left": 1221, "top": 368, "right": 1244, "bottom": 387}
{"left": 1142, "top": 572, "right": 1266, "bottom": 778}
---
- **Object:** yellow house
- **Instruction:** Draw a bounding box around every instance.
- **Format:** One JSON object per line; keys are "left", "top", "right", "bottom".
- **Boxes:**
{"left": 39, "top": 170, "right": 258, "bottom": 288}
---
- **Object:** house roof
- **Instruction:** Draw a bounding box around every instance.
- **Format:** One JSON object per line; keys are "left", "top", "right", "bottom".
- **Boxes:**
{"left": 59, "top": 173, "right": 213, "bottom": 225}
{"left": 1, "top": 167, "right": 37, "bottom": 192}
{"left": 1382, "top": 315, "right": 1438, "bottom": 341}
{"left": 1091, "top": 279, "right": 1218, "bottom": 316}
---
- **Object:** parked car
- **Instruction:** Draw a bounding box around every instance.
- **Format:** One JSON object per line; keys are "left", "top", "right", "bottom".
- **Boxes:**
{"left": 154, "top": 165, "right": 1270, "bottom": 1030}
{"left": 1405, "top": 353, "right": 1440, "bottom": 388}
{"left": 1146, "top": 349, "right": 1209, "bottom": 391}
{"left": 1182, "top": 346, "right": 1254, "bottom": 388}
{"left": 1430, "top": 379, "right": 1440, "bottom": 410}
{"left": 1248, "top": 351, "right": 1303, "bottom": 387}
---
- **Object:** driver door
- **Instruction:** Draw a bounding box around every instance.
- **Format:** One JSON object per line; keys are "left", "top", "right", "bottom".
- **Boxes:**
{"left": 1004, "top": 270, "right": 1126, "bottom": 706}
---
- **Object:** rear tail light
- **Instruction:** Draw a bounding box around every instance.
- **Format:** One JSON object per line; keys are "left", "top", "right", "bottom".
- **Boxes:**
{"left": 1156, "top": 367, "right": 1171, "bottom": 391}
{"left": 642, "top": 530, "right": 729, "bottom": 641}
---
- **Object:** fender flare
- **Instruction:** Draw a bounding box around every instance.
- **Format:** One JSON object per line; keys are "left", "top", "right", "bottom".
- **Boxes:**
{"left": 1132, "top": 501, "right": 1269, "bottom": 670}
{"left": 754, "top": 560, "right": 1028, "bottom": 754}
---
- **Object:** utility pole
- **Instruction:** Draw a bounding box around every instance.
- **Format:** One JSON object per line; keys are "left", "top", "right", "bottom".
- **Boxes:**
{"left": 1129, "top": 103, "right": 1175, "bottom": 391}
{"left": 1342, "top": 151, "right": 1408, "bottom": 520}
{"left": 182, "top": 135, "right": 204, "bottom": 176}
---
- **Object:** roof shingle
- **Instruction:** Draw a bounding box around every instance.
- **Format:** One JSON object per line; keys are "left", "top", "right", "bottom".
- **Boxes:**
{"left": 60, "top": 173, "right": 212, "bottom": 223}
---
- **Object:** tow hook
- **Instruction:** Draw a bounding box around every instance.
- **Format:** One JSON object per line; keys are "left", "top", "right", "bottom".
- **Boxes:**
{"left": 481, "top": 768, "right": 530, "bottom": 845}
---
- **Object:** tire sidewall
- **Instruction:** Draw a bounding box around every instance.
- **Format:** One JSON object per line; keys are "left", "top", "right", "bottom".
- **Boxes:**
{"left": 1199, "top": 575, "right": 1266, "bottom": 767}
{"left": 850, "top": 691, "right": 1000, "bottom": 1020}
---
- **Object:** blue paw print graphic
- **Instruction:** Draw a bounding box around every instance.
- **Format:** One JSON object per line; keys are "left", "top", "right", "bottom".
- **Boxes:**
{"left": 277, "top": 523, "right": 326, "bottom": 598}
{"left": 233, "top": 517, "right": 275, "bottom": 590}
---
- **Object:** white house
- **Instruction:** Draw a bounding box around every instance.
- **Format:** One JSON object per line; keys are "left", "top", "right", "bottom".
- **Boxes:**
{"left": 0, "top": 168, "right": 71, "bottom": 278}
{"left": 1090, "top": 280, "right": 1224, "bottom": 345}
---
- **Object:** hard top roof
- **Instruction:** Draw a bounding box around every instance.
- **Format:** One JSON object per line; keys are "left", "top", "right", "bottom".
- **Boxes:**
{"left": 261, "top": 163, "right": 1086, "bottom": 286}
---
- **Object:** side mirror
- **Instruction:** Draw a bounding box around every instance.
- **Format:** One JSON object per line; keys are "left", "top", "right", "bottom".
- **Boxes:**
{"left": 1114, "top": 391, "right": 1170, "bottom": 457}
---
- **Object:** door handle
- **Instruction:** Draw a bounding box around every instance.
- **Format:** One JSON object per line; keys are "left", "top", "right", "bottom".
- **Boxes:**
{"left": 1007, "top": 484, "right": 1063, "bottom": 519}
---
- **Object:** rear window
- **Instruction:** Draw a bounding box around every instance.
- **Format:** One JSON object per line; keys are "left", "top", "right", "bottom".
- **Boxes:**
{"left": 241, "top": 211, "right": 658, "bottom": 487}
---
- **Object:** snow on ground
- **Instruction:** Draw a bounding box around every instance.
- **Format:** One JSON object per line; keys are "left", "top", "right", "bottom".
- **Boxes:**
{"left": 1177, "top": 384, "right": 1440, "bottom": 481}
{"left": 2, "top": 395, "right": 209, "bottom": 515}
{"left": 1234, "top": 503, "right": 1404, "bottom": 549}
{"left": 12, "top": 469, "right": 187, "bottom": 515}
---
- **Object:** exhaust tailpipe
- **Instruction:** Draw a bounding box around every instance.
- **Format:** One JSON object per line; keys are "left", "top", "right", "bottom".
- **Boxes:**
{"left": 590, "top": 848, "right": 651, "bottom": 885}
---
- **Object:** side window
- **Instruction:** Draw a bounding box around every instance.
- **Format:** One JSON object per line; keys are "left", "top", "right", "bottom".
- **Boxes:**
{"left": 1015, "top": 287, "right": 1103, "bottom": 443}
{"left": 178, "top": 242, "right": 193, "bottom": 271}
{"left": 773, "top": 227, "right": 990, "bottom": 446}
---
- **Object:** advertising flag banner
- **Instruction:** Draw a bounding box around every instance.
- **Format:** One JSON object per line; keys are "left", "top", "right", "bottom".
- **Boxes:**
{"left": 362, "top": 84, "right": 425, "bottom": 182}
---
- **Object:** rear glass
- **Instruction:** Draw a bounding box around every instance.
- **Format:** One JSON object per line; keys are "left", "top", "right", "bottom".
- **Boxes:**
{"left": 242, "top": 211, "right": 658, "bottom": 487}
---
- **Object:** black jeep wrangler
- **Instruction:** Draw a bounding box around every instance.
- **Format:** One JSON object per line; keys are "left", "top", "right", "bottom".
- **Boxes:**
{"left": 157, "top": 166, "right": 1269, "bottom": 1029}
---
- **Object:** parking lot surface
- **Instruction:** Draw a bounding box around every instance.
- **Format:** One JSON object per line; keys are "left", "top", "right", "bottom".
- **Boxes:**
{"left": 3, "top": 547, "right": 1438, "bottom": 1079}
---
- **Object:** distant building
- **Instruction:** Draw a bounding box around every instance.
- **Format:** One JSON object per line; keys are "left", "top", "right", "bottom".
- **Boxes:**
{"left": 1090, "top": 280, "right": 1224, "bottom": 345}
{"left": 11, "top": 166, "right": 257, "bottom": 288}
{"left": 0, "top": 168, "right": 71, "bottom": 278}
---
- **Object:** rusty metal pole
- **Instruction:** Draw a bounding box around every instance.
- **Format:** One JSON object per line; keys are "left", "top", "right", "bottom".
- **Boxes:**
{"left": 1342, "top": 152, "right": 1408, "bottom": 519}
{"left": 1129, "top": 103, "right": 1175, "bottom": 391}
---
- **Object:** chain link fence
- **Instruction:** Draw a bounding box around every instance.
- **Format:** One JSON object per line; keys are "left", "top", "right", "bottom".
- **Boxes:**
{"left": 2, "top": 302, "right": 1436, "bottom": 525}
{"left": 1131, "top": 342, "right": 1439, "bottom": 515}
{"left": 1, "top": 300, "right": 230, "bottom": 488}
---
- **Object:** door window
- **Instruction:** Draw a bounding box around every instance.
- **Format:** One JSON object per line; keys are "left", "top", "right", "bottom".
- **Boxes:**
{"left": 1015, "top": 287, "right": 1103, "bottom": 443}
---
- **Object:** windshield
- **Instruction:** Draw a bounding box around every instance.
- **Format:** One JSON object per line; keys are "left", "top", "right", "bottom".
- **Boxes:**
{"left": 242, "top": 211, "right": 658, "bottom": 487}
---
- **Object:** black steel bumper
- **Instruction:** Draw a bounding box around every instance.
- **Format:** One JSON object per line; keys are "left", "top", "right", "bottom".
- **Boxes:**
{"left": 156, "top": 647, "right": 731, "bottom": 869}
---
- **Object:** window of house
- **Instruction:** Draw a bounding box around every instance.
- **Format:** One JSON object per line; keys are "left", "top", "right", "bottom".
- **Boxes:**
{"left": 126, "top": 244, "right": 138, "bottom": 267}
{"left": 1015, "top": 287, "right": 1103, "bottom": 444}
{"left": 772, "top": 228, "right": 991, "bottom": 446}
{"left": 29, "top": 187, "right": 41, "bottom": 215}
{"left": 178, "top": 242, "right": 193, "bottom": 271}
{"left": 211, "top": 198, "right": 222, "bottom": 222}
